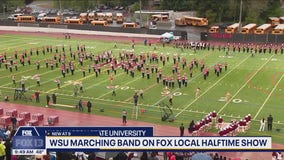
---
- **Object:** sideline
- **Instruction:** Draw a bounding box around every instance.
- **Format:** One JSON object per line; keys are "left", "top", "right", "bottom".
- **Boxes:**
{"left": 0, "top": 26, "right": 161, "bottom": 39}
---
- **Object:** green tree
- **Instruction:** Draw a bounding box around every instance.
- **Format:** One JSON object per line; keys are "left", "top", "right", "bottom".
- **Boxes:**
{"left": 130, "top": 1, "right": 140, "bottom": 13}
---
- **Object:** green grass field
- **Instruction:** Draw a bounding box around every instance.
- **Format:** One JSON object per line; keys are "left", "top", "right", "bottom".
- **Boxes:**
{"left": 0, "top": 34, "right": 284, "bottom": 144}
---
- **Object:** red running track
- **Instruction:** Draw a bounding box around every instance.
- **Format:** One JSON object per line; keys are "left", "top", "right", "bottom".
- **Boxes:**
{"left": 0, "top": 102, "right": 283, "bottom": 160}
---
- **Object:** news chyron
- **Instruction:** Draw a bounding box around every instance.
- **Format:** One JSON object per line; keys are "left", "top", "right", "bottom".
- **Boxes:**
{"left": 12, "top": 126, "right": 273, "bottom": 155}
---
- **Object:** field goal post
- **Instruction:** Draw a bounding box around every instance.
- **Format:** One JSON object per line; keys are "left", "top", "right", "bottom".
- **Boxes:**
{"left": 132, "top": 104, "right": 139, "bottom": 120}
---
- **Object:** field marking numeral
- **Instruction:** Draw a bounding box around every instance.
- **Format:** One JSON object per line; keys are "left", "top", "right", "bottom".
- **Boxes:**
{"left": 218, "top": 97, "right": 243, "bottom": 103}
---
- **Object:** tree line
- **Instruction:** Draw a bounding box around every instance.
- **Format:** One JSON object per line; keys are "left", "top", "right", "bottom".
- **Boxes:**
{"left": 160, "top": 0, "right": 283, "bottom": 24}
{"left": 1, "top": 0, "right": 282, "bottom": 25}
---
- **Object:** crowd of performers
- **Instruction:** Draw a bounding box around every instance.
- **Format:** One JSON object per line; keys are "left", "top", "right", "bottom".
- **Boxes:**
{"left": 0, "top": 41, "right": 283, "bottom": 102}
{"left": 0, "top": 41, "right": 233, "bottom": 94}
{"left": 173, "top": 41, "right": 284, "bottom": 55}
{"left": 186, "top": 111, "right": 252, "bottom": 136}
{"left": 217, "top": 113, "right": 251, "bottom": 136}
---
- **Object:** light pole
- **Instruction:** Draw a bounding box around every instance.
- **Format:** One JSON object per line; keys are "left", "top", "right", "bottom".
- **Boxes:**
{"left": 139, "top": 0, "right": 142, "bottom": 27}
{"left": 238, "top": 0, "right": 243, "bottom": 33}
{"left": 60, "top": 0, "right": 62, "bottom": 11}
{"left": 2, "top": 4, "right": 5, "bottom": 16}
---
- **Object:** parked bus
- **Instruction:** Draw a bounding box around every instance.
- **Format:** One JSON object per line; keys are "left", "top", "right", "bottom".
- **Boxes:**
{"left": 105, "top": 12, "right": 113, "bottom": 23}
{"left": 116, "top": 13, "right": 123, "bottom": 24}
{"left": 175, "top": 18, "right": 187, "bottom": 26}
{"left": 91, "top": 20, "right": 108, "bottom": 26}
{"left": 122, "top": 22, "right": 137, "bottom": 28}
{"left": 42, "top": 16, "right": 61, "bottom": 24}
{"left": 208, "top": 26, "right": 220, "bottom": 33}
{"left": 272, "top": 24, "right": 284, "bottom": 34}
{"left": 79, "top": 13, "right": 88, "bottom": 23}
{"left": 64, "top": 18, "right": 83, "bottom": 25}
{"left": 254, "top": 24, "right": 272, "bottom": 34}
{"left": 8, "top": 13, "right": 23, "bottom": 20}
{"left": 183, "top": 16, "right": 208, "bottom": 26}
{"left": 225, "top": 23, "right": 240, "bottom": 34}
{"left": 241, "top": 23, "right": 257, "bottom": 34}
{"left": 97, "top": 13, "right": 105, "bottom": 21}
{"left": 268, "top": 17, "right": 280, "bottom": 27}
{"left": 15, "top": 15, "right": 36, "bottom": 23}
{"left": 88, "top": 12, "right": 96, "bottom": 22}
{"left": 280, "top": 17, "right": 284, "bottom": 24}
{"left": 151, "top": 14, "right": 169, "bottom": 22}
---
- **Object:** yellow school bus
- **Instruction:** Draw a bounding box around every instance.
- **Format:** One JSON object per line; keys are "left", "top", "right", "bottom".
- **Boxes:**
{"left": 79, "top": 13, "right": 88, "bottom": 23}
{"left": 225, "top": 23, "right": 240, "bottom": 34}
{"left": 15, "top": 16, "right": 36, "bottom": 23}
{"left": 183, "top": 16, "right": 208, "bottom": 26}
{"left": 116, "top": 13, "right": 124, "bottom": 24}
{"left": 42, "top": 16, "right": 61, "bottom": 24}
{"left": 175, "top": 18, "right": 187, "bottom": 26}
{"left": 208, "top": 26, "right": 220, "bottom": 33}
{"left": 151, "top": 14, "right": 169, "bottom": 22}
{"left": 280, "top": 17, "right": 284, "bottom": 24}
{"left": 64, "top": 18, "right": 83, "bottom": 25}
{"left": 97, "top": 13, "right": 105, "bottom": 21}
{"left": 241, "top": 23, "right": 257, "bottom": 34}
{"left": 122, "top": 22, "right": 137, "bottom": 28}
{"left": 254, "top": 24, "right": 272, "bottom": 34}
{"left": 87, "top": 12, "right": 96, "bottom": 22}
{"left": 272, "top": 24, "right": 284, "bottom": 34}
{"left": 91, "top": 20, "right": 108, "bottom": 26}
{"left": 105, "top": 12, "right": 113, "bottom": 23}
{"left": 268, "top": 17, "right": 280, "bottom": 27}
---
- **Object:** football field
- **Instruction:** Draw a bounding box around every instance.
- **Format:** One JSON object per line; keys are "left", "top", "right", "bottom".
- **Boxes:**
{"left": 0, "top": 33, "right": 283, "bottom": 144}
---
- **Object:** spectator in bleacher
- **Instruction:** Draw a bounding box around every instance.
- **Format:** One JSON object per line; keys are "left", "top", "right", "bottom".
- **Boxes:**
{"left": 140, "top": 152, "right": 148, "bottom": 160}
{"left": 11, "top": 115, "right": 17, "bottom": 130}
{"left": 4, "top": 126, "right": 11, "bottom": 139}
{"left": 170, "top": 153, "right": 176, "bottom": 160}
{"left": 4, "top": 138, "right": 11, "bottom": 160}
{"left": 149, "top": 152, "right": 159, "bottom": 160}
{"left": 113, "top": 152, "right": 128, "bottom": 160}
{"left": 87, "top": 152, "right": 96, "bottom": 160}
{"left": 0, "top": 139, "right": 6, "bottom": 160}
{"left": 213, "top": 153, "right": 219, "bottom": 160}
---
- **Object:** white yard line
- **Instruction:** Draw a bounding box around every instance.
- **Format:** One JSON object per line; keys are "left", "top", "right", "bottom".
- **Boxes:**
{"left": 175, "top": 54, "right": 252, "bottom": 117}
{"left": 217, "top": 55, "right": 274, "bottom": 114}
{"left": 254, "top": 71, "right": 284, "bottom": 120}
{"left": 1, "top": 68, "right": 61, "bottom": 87}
